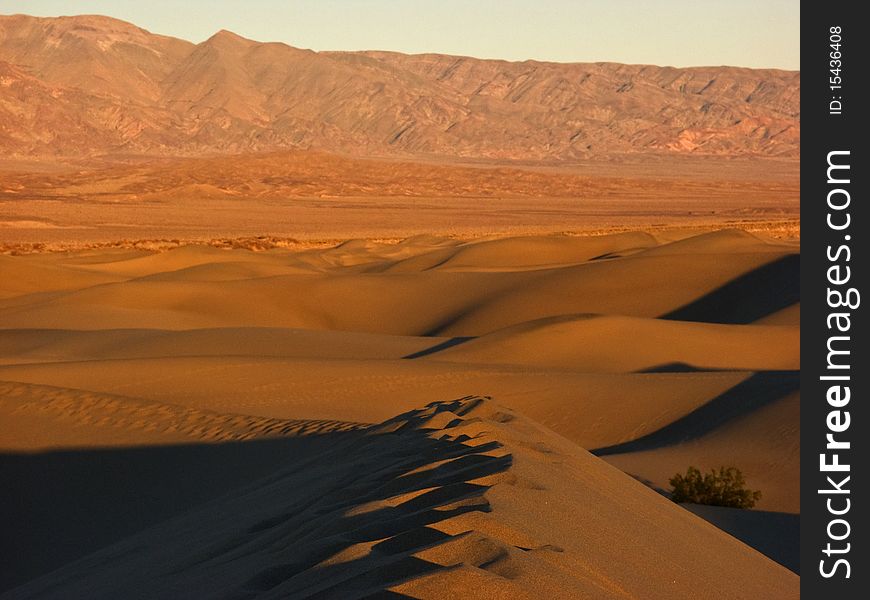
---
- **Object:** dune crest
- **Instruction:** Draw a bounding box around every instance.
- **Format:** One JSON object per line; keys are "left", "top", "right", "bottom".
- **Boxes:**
{"left": 0, "top": 381, "right": 364, "bottom": 450}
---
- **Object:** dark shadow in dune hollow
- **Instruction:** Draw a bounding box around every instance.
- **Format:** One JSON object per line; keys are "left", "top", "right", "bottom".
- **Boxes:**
{"left": 683, "top": 504, "right": 800, "bottom": 574}
{"left": 403, "top": 336, "right": 475, "bottom": 359}
{"left": 591, "top": 371, "right": 799, "bottom": 457}
{"left": 2, "top": 399, "right": 515, "bottom": 599}
{"left": 661, "top": 254, "right": 800, "bottom": 324}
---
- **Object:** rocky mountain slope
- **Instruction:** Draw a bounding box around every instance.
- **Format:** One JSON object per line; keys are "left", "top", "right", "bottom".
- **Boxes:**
{"left": 0, "top": 14, "right": 799, "bottom": 160}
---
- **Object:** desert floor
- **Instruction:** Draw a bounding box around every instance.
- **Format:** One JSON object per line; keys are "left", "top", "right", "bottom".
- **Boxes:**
{"left": 0, "top": 153, "right": 798, "bottom": 250}
{"left": 0, "top": 224, "right": 799, "bottom": 598}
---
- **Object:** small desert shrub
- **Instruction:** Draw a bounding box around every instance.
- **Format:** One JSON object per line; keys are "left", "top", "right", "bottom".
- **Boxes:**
{"left": 669, "top": 466, "right": 761, "bottom": 509}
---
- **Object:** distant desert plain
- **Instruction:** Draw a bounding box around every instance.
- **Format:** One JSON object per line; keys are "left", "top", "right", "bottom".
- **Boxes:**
{"left": 1, "top": 14, "right": 799, "bottom": 599}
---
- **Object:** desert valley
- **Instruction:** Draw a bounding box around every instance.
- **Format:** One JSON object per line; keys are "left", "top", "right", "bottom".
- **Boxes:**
{"left": 0, "top": 13, "right": 799, "bottom": 599}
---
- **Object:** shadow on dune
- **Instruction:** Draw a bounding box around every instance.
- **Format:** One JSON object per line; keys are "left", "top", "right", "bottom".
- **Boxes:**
{"left": 226, "top": 399, "right": 514, "bottom": 598}
{"left": 588, "top": 251, "right": 626, "bottom": 261}
{"left": 637, "top": 362, "right": 713, "bottom": 373}
{"left": 403, "top": 336, "right": 475, "bottom": 359}
{"left": 661, "top": 254, "right": 800, "bottom": 324}
{"left": 625, "top": 471, "right": 799, "bottom": 573}
{"left": 0, "top": 434, "right": 358, "bottom": 593}
{"left": 591, "top": 371, "right": 799, "bottom": 457}
{"left": 683, "top": 504, "right": 800, "bottom": 574}
{"left": 2, "top": 399, "right": 516, "bottom": 599}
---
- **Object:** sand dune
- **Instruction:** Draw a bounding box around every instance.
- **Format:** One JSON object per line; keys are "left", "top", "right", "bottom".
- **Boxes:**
{"left": 0, "top": 380, "right": 363, "bottom": 450}
{"left": 0, "top": 255, "right": 124, "bottom": 299}
{"left": 0, "top": 327, "right": 434, "bottom": 365}
{"left": 0, "top": 359, "right": 748, "bottom": 446}
{"left": 385, "top": 231, "right": 658, "bottom": 272}
{"left": 0, "top": 315, "right": 798, "bottom": 372}
{"left": 684, "top": 504, "right": 800, "bottom": 574}
{"left": 422, "top": 314, "right": 798, "bottom": 372}
{"left": 2, "top": 397, "right": 797, "bottom": 599}
{"left": 0, "top": 380, "right": 364, "bottom": 591}
{"left": 0, "top": 230, "right": 800, "bottom": 593}
{"left": 599, "top": 382, "right": 800, "bottom": 512}
{"left": 0, "top": 230, "right": 797, "bottom": 335}
{"left": 0, "top": 13, "right": 802, "bottom": 596}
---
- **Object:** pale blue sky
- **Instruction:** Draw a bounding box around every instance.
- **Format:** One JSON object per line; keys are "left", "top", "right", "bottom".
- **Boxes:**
{"left": 1, "top": 0, "right": 799, "bottom": 69}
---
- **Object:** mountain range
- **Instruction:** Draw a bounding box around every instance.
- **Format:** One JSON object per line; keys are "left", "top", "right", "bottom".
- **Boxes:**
{"left": 0, "top": 14, "right": 800, "bottom": 161}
